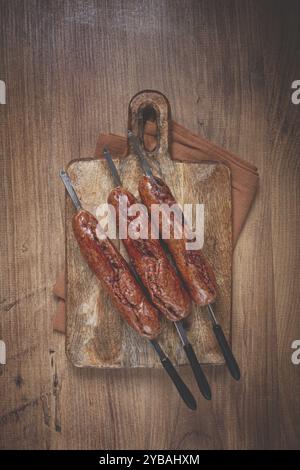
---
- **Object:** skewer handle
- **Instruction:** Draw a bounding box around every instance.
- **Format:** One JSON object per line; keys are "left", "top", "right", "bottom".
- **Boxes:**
{"left": 182, "top": 342, "right": 212, "bottom": 400}
{"left": 175, "top": 321, "right": 212, "bottom": 400}
{"left": 213, "top": 324, "right": 240, "bottom": 381}
{"left": 151, "top": 340, "right": 197, "bottom": 410}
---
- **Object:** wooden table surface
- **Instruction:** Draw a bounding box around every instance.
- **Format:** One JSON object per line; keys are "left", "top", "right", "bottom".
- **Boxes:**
{"left": 1, "top": 0, "right": 300, "bottom": 450}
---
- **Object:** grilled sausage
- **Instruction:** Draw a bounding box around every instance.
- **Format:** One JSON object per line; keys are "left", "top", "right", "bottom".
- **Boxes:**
{"left": 107, "top": 187, "right": 191, "bottom": 321}
{"left": 72, "top": 209, "right": 161, "bottom": 339}
{"left": 138, "top": 176, "right": 217, "bottom": 305}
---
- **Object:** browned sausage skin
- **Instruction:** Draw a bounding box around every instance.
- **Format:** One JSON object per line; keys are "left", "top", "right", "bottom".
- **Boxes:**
{"left": 72, "top": 209, "right": 161, "bottom": 339}
{"left": 107, "top": 187, "right": 191, "bottom": 322}
{"left": 138, "top": 176, "right": 217, "bottom": 306}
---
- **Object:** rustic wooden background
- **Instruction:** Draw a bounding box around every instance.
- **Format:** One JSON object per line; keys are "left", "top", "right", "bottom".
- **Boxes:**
{"left": 1, "top": 0, "right": 300, "bottom": 450}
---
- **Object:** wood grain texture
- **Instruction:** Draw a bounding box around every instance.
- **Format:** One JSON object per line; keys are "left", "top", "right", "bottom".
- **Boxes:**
{"left": 65, "top": 155, "right": 231, "bottom": 367}
{"left": 1, "top": 0, "right": 300, "bottom": 450}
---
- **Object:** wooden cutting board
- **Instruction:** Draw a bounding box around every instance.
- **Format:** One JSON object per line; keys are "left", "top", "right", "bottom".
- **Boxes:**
{"left": 65, "top": 91, "right": 232, "bottom": 368}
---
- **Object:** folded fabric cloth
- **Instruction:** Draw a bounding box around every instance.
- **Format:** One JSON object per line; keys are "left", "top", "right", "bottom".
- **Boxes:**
{"left": 53, "top": 120, "right": 259, "bottom": 333}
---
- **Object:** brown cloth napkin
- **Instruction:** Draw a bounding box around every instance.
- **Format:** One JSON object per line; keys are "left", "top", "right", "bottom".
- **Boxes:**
{"left": 53, "top": 120, "right": 259, "bottom": 333}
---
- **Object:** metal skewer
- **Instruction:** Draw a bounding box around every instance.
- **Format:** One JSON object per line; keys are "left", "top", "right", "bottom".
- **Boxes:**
{"left": 103, "top": 148, "right": 122, "bottom": 187}
{"left": 127, "top": 131, "right": 240, "bottom": 382}
{"left": 103, "top": 146, "right": 211, "bottom": 400}
{"left": 60, "top": 168, "right": 197, "bottom": 410}
{"left": 127, "top": 130, "right": 153, "bottom": 177}
{"left": 60, "top": 170, "right": 82, "bottom": 210}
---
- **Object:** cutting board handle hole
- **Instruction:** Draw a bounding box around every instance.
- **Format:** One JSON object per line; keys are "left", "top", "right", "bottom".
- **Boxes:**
{"left": 138, "top": 104, "right": 160, "bottom": 154}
